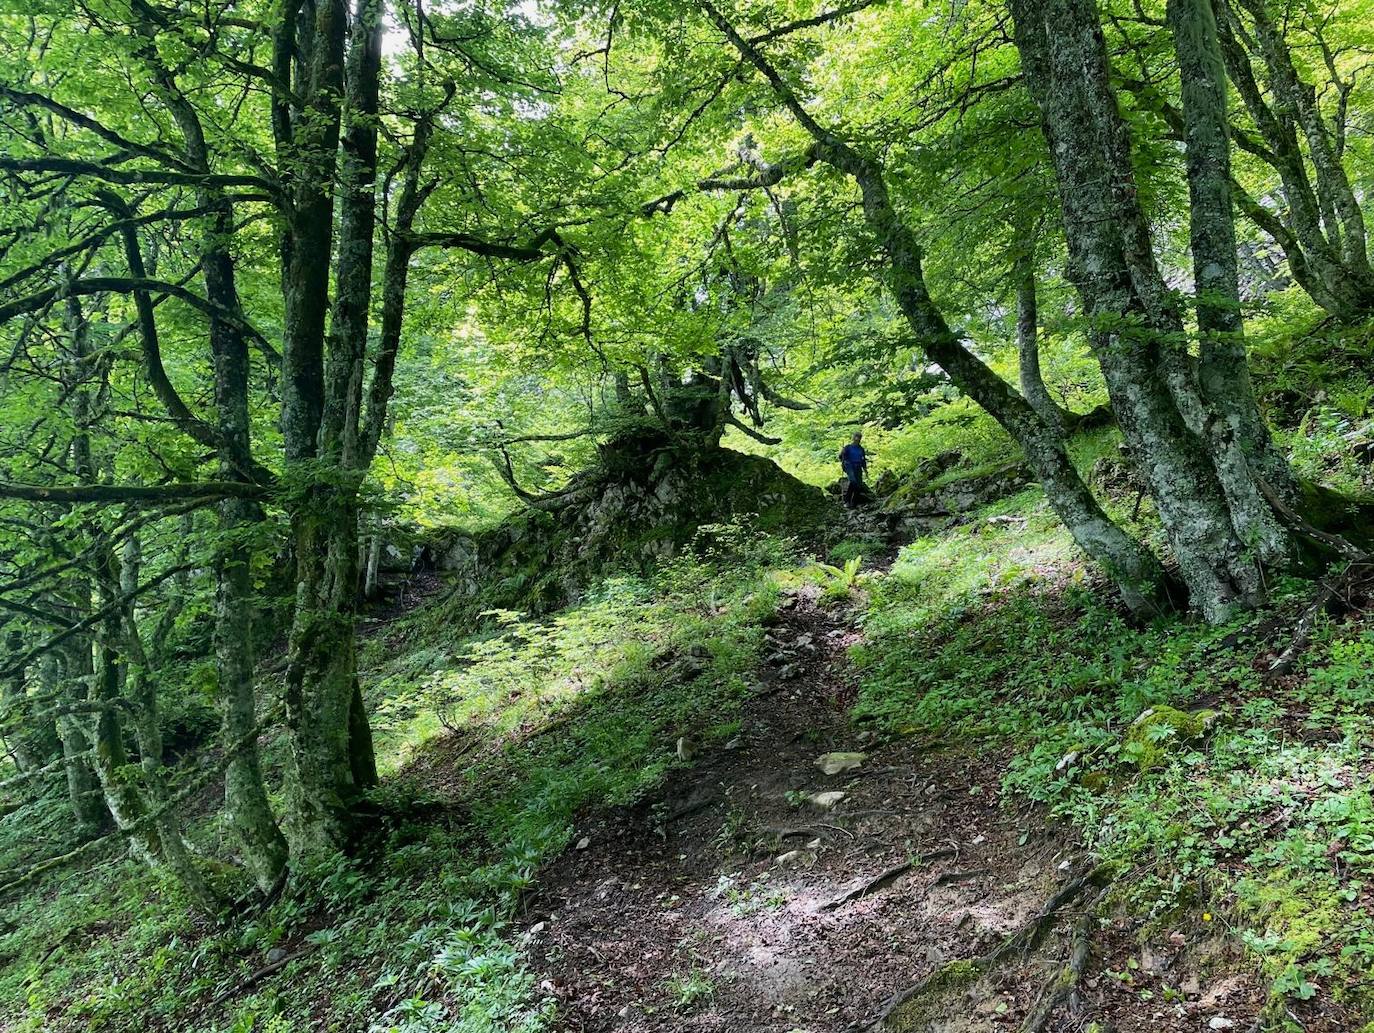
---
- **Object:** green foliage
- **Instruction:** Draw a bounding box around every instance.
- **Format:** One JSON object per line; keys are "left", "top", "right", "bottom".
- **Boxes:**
{"left": 1, "top": 531, "right": 799, "bottom": 1032}
{"left": 666, "top": 968, "right": 717, "bottom": 1010}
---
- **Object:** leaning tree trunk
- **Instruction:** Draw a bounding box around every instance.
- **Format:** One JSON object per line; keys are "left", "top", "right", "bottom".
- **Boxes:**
{"left": 1011, "top": 0, "right": 1286, "bottom": 620}
{"left": 699, "top": 0, "right": 1171, "bottom": 616}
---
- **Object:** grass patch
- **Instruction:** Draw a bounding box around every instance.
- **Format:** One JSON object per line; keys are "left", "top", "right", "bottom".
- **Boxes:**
{"left": 0, "top": 525, "right": 809, "bottom": 1033}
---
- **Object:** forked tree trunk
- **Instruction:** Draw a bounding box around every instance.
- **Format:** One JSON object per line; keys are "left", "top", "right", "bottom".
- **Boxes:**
{"left": 1169, "top": 0, "right": 1300, "bottom": 514}
{"left": 279, "top": 0, "right": 382, "bottom": 858}
{"left": 1214, "top": 0, "right": 1374, "bottom": 319}
{"left": 1010, "top": 0, "right": 1289, "bottom": 620}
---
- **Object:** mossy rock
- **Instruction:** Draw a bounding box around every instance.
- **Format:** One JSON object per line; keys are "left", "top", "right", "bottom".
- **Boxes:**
{"left": 1124, "top": 705, "right": 1218, "bottom": 771}
{"left": 1080, "top": 770, "right": 1112, "bottom": 792}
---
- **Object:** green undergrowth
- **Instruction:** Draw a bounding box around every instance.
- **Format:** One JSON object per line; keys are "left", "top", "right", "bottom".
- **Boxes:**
{"left": 854, "top": 489, "right": 1374, "bottom": 1027}
{"left": 0, "top": 523, "right": 808, "bottom": 1033}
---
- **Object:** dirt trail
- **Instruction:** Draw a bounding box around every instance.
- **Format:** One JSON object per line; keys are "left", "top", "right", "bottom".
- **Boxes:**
{"left": 517, "top": 574, "right": 1279, "bottom": 1033}
{"left": 518, "top": 587, "right": 1084, "bottom": 1032}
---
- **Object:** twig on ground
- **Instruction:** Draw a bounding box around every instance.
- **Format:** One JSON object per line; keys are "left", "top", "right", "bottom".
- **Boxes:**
{"left": 1267, "top": 561, "right": 1373, "bottom": 678}
{"left": 211, "top": 947, "right": 313, "bottom": 1006}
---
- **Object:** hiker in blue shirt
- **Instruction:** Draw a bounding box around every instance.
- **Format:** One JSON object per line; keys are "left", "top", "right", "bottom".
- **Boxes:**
{"left": 839, "top": 432, "right": 869, "bottom": 508}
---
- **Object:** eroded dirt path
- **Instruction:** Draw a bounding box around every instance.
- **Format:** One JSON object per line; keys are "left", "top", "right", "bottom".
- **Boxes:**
{"left": 518, "top": 588, "right": 1075, "bottom": 1032}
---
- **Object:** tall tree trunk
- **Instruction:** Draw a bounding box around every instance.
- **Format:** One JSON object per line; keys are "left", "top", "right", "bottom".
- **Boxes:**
{"left": 215, "top": 500, "right": 290, "bottom": 889}
{"left": 1169, "top": 0, "right": 1300, "bottom": 517}
{"left": 1011, "top": 0, "right": 1283, "bottom": 620}
{"left": 281, "top": 0, "right": 381, "bottom": 857}
{"left": 57, "top": 286, "right": 112, "bottom": 836}
{"left": 123, "top": 19, "right": 290, "bottom": 888}
{"left": 280, "top": 0, "right": 347, "bottom": 464}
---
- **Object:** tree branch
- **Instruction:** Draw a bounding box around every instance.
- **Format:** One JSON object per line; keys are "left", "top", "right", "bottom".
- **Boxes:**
{"left": 0, "top": 481, "right": 266, "bottom": 504}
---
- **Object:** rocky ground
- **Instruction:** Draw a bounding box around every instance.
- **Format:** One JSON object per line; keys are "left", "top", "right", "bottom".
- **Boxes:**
{"left": 515, "top": 585, "right": 1273, "bottom": 1033}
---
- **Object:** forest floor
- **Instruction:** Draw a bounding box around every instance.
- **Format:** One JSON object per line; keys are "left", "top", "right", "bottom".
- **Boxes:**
{"left": 516, "top": 583, "right": 1270, "bottom": 1033}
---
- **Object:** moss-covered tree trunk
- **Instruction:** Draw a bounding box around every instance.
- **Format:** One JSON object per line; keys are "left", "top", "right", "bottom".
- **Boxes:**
{"left": 278, "top": 0, "right": 381, "bottom": 859}
{"left": 1169, "top": 0, "right": 1300, "bottom": 515}
{"left": 1213, "top": 0, "right": 1374, "bottom": 319}
{"left": 1011, "top": 0, "right": 1294, "bottom": 620}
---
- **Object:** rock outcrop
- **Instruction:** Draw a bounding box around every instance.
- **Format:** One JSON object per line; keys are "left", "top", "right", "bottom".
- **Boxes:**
{"left": 430, "top": 429, "right": 833, "bottom": 614}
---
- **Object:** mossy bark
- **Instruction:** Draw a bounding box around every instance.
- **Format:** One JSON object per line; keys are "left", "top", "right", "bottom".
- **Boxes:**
{"left": 277, "top": 0, "right": 382, "bottom": 861}
{"left": 1011, "top": 0, "right": 1297, "bottom": 620}
{"left": 1170, "top": 0, "right": 1299, "bottom": 548}
{"left": 1214, "top": 0, "right": 1374, "bottom": 319}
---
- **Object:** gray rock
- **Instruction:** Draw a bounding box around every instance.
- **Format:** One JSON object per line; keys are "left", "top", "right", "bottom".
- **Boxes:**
{"left": 815, "top": 752, "right": 866, "bottom": 775}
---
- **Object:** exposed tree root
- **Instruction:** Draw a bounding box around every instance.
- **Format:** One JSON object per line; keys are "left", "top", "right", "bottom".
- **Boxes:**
{"left": 1018, "top": 906, "right": 1097, "bottom": 1033}
{"left": 870, "top": 863, "right": 1112, "bottom": 1030}
{"left": 210, "top": 947, "right": 313, "bottom": 1007}
{"left": 932, "top": 867, "right": 991, "bottom": 887}
{"left": 822, "top": 847, "right": 959, "bottom": 912}
{"left": 1267, "top": 560, "right": 1374, "bottom": 677}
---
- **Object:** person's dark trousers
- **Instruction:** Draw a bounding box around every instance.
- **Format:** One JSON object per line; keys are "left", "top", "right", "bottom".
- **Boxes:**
{"left": 843, "top": 472, "right": 864, "bottom": 508}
